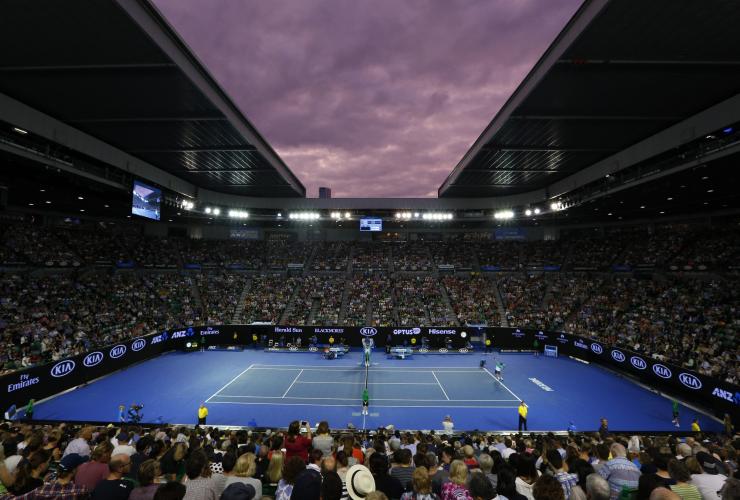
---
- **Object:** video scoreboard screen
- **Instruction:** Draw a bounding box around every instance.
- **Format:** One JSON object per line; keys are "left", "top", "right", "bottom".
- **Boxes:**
{"left": 131, "top": 180, "right": 161, "bottom": 221}
{"left": 360, "top": 218, "right": 383, "bottom": 232}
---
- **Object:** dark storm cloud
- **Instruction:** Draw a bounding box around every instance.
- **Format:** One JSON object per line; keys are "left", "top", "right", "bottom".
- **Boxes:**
{"left": 153, "top": 0, "right": 582, "bottom": 197}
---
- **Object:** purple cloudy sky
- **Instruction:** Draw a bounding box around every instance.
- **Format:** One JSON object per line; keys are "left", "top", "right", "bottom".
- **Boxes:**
{"left": 153, "top": 0, "right": 582, "bottom": 197}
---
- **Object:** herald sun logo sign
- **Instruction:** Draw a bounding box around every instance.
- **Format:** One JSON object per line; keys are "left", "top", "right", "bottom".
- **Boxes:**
{"left": 590, "top": 343, "right": 603, "bottom": 355}
{"left": 51, "top": 360, "right": 75, "bottom": 377}
{"left": 652, "top": 364, "right": 672, "bottom": 379}
{"left": 630, "top": 356, "right": 647, "bottom": 370}
{"left": 83, "top": 352, "right": 104, "bottom": 368}
{"left": 131, "top": 339, "right": 146, "bottom": 352}
{"left": 679, "top": 373, "right": 702, "bottom": 390}
{"left": 109, "top": 345, "right": 127, "bottom": 359}
{"left": 360, "top": 327, "right": 378, "bottom": 337}
{"left": 611, "top": 350, "right": 626, "bottom": 363}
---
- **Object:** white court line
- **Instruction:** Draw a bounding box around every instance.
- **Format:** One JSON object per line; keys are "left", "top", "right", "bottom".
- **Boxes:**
{"left": 282, "top": 369, "right": 304, "bottom": 398}
{"left": 205, "top": 363, "right": 255, "bottom": 403}
{"left": 431, "top": 371, "right": 450, "bottom": 400}
{"left": 483, "top": 367, "right": 522, "bottom": 401}
{"left": 213, "top": 394, "right": 517, "bottom": 402}
{"left": 209, "top": 401, "right": 520, "bottom": 408}
{"left": 295, "top": 381, "right": 437, "bottom": 385}
{"left": 249, "top": 367, "right": 476, "bottom": 373}
{"left": 252, "top": 364, "right": 482, "bottom": 370}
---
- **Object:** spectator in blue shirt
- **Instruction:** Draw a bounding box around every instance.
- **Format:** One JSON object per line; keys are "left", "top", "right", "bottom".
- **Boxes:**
{"left": 597, "top": 443, "right": 641, "bottom": 499}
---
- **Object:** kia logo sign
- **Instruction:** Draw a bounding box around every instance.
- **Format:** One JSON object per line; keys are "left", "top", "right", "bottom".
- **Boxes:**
{"left": 131, "top": 339, "right": 146, "bottom": 352}
{"left": 630, "top": 356, "right": 647, "bottom": 370}
{"left": 83, "top": 352, "right": 104, "bottom": 368}
{"left": 611, "top": 350, "right": 625, "bottom": 362}
{"left": 590, "top": 343, "right": 603, "bottom": 354}
{"left": 679, "top": 373, "right": 702, "bottom": 390}
{"left": 109, "top": 345, "right": 127, "bottom": 359}
{"left": 652, "top": 364, "right": 672, "bottom": 379}
{"left": 51, "top": 360, "right": 75, "bottom": 377}
{"left": 360, "top": 327, "right": 378, "bottom": 337}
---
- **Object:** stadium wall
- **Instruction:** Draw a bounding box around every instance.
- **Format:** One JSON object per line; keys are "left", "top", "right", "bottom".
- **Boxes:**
{"left": 3, "top": 325, "right": 738, "bottom": 423}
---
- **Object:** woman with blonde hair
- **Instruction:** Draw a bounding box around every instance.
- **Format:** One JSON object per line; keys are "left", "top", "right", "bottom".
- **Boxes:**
{"left": 263, "top": 450, "right": 284, "bottom": 498}
{"left": 224, "top": 452, "right": 262, "bottom": 499}
{"left": 401, "top": 467, "right": 439, "bottom": 500}
{"left": 441, "top": 460, "right": 471, "bottom": 500}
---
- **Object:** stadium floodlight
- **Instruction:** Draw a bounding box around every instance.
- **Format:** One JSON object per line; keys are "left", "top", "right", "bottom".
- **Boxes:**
{"left": 344, "top": 212, "right": 351, "bottom": 219}
{"left": 12, "top": 127, "right": 27, "bottom": 135}
{"left": 212, "top": 208, "right": 221, "bottom": 216}
{"left": 413, "top": 213, "right": 420, "bottom": 218}
{"left": 550, "top": 201, "right": 565, "bottom": 212}
{"left": 525, "top": 209, "right": 532, "bottom": 216}
{"left": 204, "top": 207, "right": 212, "bottom": 214}
{"left": 289, "top": 212, "right": 320, "bottom": 220}
{"left": 534, "top": 208, "right": 541, "bottom": 215}
{"left": 395, "top": 213, "right": 402, "bottom": 219}
{"left": 228, "top": 209, "right": 249, "bottom": 219}
{"left": 494, "top": 210, "right": 514, "bottom": 220}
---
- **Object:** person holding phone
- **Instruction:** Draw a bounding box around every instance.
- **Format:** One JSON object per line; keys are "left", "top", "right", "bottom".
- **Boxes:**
{"left": 285, "top": 420, "right": 312, "bottom": 462}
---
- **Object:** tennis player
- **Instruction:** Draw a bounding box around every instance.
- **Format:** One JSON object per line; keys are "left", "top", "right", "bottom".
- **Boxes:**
{"left": 494, "top": 361, "right": 505, "bottom": 381}
{"left": 362, "top": 388, "right": 369, "bottom": 416}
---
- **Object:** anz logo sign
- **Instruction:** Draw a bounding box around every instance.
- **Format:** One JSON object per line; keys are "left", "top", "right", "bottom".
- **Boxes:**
{"left": 679, "top": 373, "right": 702, "bottom": 390}
{"left": 630, "top": 356, "right": 647, "bottom": 370}
{"left": 360, "top": 327, "right": 378, "bottom": 337}
{"left": 51, "top": 360, "right": 75, "bottom": 377}
{"left": 590, "top": 343, "right": 603, "bottom": 355}
{"left": 109, "top": 345, "right": 127, "bottom": 359}
{"left": 131, "top": 339, "right": 146, "bottom": 352}
{"left": 652, "top": 364, "right": 672, "bottom": 379}
{"left": 611, "top": 350, "right": 625, "bottom": 363}
{"left": 83, "top": 352, "right": 104, "bottom": 368}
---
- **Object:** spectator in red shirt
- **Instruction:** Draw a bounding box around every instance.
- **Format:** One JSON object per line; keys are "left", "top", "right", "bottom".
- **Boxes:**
{"left": 284, "top": 421, "right": 312, "bottom": 463}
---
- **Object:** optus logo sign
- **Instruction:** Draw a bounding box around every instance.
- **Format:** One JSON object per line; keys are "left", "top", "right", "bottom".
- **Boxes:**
{"left": 360, "top": 327, "right": 378, "bottom": 337}
{"left": 109, "top": 345, "right": 127, "bottom": 359}
{"left": 83, "top": 352, "right": 104, "bottom": 368}
{"left": 51, "top": 360, "right": 75, "bottom": 377}
{"left": 611, "top": 350, "right": 625, "bottom": 362}
{"left": 131, "top": 338, "right": 146, "bottom": 352}
{"left": 679, "top": 373, "right": 702, "bottom": 390}
{"left": 652, "top": 364, "right": 672, "bottom": 379}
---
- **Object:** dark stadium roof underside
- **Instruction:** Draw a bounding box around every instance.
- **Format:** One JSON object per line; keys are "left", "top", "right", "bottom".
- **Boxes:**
{"left": 439, "top": 0, "right": 740, "bottom": 198}
{"left": 0, "top": 0, "right": 305, "bottom": 198}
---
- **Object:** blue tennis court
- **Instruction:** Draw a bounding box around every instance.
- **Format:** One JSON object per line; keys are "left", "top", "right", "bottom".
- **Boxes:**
{"left": 33, "top": 349, "right": 723, "bottom": 432}
{"left": 206, "top": 364, "right": 521, "bottom": 408}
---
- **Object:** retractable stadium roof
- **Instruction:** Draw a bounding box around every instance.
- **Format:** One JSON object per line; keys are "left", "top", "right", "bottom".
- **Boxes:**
{"left": 0, "top": 0, "right": 305, "bottom": 198}
{"left": 439, "top": 0, "right": 740, "bottom": 198}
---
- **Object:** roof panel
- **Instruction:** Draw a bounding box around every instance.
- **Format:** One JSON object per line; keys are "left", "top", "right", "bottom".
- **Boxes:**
{"left": 440, "top": 0, "right": 740, "bottom": 198}
{"left": 0, "top": 0, "right": 304, "bottom": 197}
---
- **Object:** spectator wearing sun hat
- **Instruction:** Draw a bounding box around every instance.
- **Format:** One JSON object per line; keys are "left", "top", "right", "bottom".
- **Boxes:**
{"left": 346, "top": 464, "right": 376, "bottom": 500}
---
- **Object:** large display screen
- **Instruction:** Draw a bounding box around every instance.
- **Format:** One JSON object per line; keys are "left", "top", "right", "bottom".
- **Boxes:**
{"left": 131, "top": 180, "right": 161, "bottom": 221}
{"left": 360, "top": 218, "right": 382, "bottom": 232}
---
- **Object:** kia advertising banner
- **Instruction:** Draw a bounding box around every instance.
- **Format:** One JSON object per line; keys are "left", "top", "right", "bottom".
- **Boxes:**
{"left": 491, "top": 327, "right": 739, "bottom": 420}
{"left": 4, "top": 324, "right": 737, "bottom": 422}
{"left": 3, "top": 332, "right": 167, "bottom": 410}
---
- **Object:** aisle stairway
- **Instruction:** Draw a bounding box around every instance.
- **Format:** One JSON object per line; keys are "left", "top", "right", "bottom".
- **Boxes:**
{"left": 231, "top": 277, "right": 252, "bottom": 323}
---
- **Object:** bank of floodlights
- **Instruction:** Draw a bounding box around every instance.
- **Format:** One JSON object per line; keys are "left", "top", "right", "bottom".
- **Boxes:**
{"left": 494, "top": 210, "right": 515, "bottom": 220}
{"left": 421, "top": 212, "right": 454, "bottom": 221}
{"left": 228, "top": 210, "right": 249, "bottom": 219}
{"left": 289, "top": 212, "right": 321, "bottom": 220}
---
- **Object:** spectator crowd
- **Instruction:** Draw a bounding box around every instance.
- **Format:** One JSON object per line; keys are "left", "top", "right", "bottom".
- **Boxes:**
{"left": 0, "top": 419, "right": 738, "bottom": 500}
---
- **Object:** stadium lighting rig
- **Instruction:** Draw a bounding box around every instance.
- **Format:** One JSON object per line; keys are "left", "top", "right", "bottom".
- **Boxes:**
{"left": 228, "top": 209, "right": 249, "bottom": 219}
{"left": 493, "top": 210, "right": 515, "bottom": 220}
{"left": 204, "top": 207, "right": 221, "bottom": 216}
{"left": 421, "top": 212, "right": 454, "bottom": 221}
{"left": 330, "top": 211, "right": 352, "bottom": 220}
{"left": 289, "top": 212, "right": 320, "bottom": 220}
